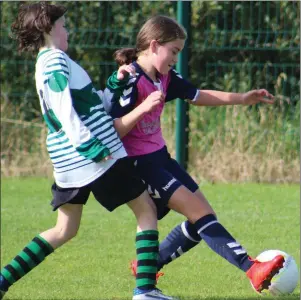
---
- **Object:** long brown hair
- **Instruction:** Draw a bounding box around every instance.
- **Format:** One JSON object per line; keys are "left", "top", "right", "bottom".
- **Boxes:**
{"left": 11, "top": 2, "right": 67, "bottom": 52}
{"left": 114, "top": 15, "right": 187, "bottom": 66}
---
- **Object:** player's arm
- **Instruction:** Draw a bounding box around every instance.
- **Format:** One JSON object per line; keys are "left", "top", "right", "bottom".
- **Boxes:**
{"left": 166, "top": 69, "right": 274, "bottom": 106}
{"left": 42, "top": 52, "right": 110, "bottom": 162}
{"left": 191, "top": 89, "right": 274, "bottom": 106}
{"left": 104, "top": 68, "right": 163, "bottom": 138}
{"left": 114, "top": 90, "right": 164, "bottom": 138}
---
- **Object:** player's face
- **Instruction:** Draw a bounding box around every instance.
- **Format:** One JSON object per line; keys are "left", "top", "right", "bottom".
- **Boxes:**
{"left": 153, "top": 39, "right": 185, "bottom": 74}
{"left": 50, "top": 16, "right": 68, "bottom": 52}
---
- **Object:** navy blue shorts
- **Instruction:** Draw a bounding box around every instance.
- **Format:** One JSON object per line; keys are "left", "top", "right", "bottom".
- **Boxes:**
{"left": 131, "top": 146, "right": 199, "bottom": 220}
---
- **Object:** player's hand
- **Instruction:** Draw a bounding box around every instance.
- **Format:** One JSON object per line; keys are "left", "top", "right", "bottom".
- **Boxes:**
{"left": 141, "top": 91, "right": 165, "bottom": 113}
{"left": 102, "top": 155, "right": 113, "bottom": 162}
{"left": 242, "top": 89, "right": 274, "bottom": 105}
{"left": 117, "top": 64, "right": 136, "bottom": 80}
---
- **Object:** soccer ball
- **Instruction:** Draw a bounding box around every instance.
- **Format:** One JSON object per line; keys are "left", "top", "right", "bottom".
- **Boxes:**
{"left": 255, "top": 249, "right": 299, "bottom": 296}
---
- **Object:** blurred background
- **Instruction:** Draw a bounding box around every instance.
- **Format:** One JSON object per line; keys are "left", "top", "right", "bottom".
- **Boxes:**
{"left": 1, "top": 1, "right": 300, "bottom": 183}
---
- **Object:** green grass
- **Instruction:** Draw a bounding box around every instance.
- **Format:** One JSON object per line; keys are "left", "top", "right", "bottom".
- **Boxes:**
{"left": 1, "top": 178, "right": 300, "bottom": 300}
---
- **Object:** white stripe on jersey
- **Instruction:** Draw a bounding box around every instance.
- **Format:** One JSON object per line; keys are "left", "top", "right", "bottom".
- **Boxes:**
{"left": 51, "top": 151, "right": 80, "bottom": 164}
{"left": 36, "top": 49, "right": 127, "bottom": 187}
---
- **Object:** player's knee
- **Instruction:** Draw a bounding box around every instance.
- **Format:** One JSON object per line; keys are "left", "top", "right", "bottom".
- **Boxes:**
{"left": 139, "top": 203, "right": 157, "bottom": 220}
{"left": 184, "top": 205, "right": 216, "bottom": 223}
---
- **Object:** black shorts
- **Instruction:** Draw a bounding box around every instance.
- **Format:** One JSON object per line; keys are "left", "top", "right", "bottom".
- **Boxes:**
{"left": 51, "top": 157, "right": 146, "bottom": 212}
{"left": 132, "top": 146, "right": 199, "bottom": 220}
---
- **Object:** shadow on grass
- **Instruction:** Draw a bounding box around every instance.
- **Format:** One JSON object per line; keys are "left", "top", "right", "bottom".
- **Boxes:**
{"left": 103, "top": 295, "right": 300, "bottom": 300}
{"left": 5, "top": 296, "right": 301, "bottom": 300}
{"left": 172, "top": 295, "right": 301, "bottom": 300}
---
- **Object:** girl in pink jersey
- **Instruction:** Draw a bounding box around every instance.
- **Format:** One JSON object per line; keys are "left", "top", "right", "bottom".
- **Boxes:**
{"left": 104, "top": 15, "right": 284, "bottom": 294}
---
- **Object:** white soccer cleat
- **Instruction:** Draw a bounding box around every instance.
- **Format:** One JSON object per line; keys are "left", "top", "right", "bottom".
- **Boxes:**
{"left": 133, "top": 288, "right": 179, "bottom": 300}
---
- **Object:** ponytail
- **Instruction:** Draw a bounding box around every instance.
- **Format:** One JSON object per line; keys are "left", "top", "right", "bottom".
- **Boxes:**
{"left": 113, "top": 48, "right": 137, "bottom": 66}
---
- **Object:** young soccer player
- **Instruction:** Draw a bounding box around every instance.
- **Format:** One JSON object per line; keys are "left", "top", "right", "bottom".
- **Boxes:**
{"left": 0, "top": 5, "right": 177, "bottom": 300}
{"left": 103, "top": 15, "right": 285, "bottom": 293}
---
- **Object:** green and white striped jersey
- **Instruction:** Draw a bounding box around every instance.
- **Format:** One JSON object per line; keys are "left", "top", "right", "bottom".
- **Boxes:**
{"left": 35, "top": 49, "right": 127, "bottom": 188}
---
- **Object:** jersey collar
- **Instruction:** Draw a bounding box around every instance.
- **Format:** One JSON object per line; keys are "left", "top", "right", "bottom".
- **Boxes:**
{"left": 132, "top": 61, "right": 161, "bottom": 85}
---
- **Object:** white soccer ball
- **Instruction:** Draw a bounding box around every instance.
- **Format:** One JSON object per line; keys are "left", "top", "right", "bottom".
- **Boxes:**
{"left": 255, "top": 249, "right": 299, "bottom": 296}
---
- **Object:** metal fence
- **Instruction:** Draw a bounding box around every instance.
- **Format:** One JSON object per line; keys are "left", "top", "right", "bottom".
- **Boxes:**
{"left": 1, "top": 1, "right": 300, "bottom": 178}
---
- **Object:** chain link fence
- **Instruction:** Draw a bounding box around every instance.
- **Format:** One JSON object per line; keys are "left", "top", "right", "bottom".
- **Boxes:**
{"left": 1, "top": 1, "right": 299, "bottom": 181}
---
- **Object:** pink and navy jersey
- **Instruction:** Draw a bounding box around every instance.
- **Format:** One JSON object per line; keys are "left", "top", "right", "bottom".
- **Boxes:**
{"left": 104, "top": 61, "right": 199, "bottom": 156}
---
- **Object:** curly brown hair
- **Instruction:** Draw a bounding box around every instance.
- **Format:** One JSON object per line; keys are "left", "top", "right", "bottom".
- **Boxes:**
{"left": 11, "top": 2, "right": 67, "bottom": 52}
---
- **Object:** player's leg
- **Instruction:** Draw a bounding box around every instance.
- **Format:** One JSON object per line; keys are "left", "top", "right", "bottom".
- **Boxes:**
{"left": 155, "top": 156, "right": 206, "bottom": 271}
{"left": 127, "top": 148, "right": 201, "bottom": 277}
{"left": 129, "top": 217, "right": 200, "bottom": 282}
{"left": 130, "top": 149, "right": 284, "bottom": 292}
{"left": 132, "top": 150, "right": 203, "bottom": 272}
{"left": 158, "top": 220, "right": 201, "bottom": 270}
{"left": 161, "top": 155, "right": 284, "bottom": 285}
{"left": 0, "top": 204, "right": 84, "bottom": 295}
{"left": 90, "top": 158, "right": 177, "bottom": 300}
{"left": 0, "top": 183, "right": 89, "bottom": 298}
{"left": 168, "top": 185, "right": 284, "bottom": 292}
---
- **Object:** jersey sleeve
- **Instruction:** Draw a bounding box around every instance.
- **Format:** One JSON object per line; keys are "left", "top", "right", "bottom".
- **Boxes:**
{"left": 39, "top": 51, "right": 110, "bottom": 162}
{"left": 165, "top": 69, "right": 199, "bottom": 102}
{"left": 103, "top": 71, "right": 138, "bottom": 118}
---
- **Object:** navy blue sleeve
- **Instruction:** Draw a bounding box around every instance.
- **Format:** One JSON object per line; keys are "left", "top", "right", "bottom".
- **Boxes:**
{"left": 165, "top": 69, "right": 199, "bottom": 102}
{"left": 103, "top": 71, "right": 138, "bottom": 118}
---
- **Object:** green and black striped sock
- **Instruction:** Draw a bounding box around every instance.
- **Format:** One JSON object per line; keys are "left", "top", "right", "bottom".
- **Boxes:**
{"left": 0, "top": 235, "right": 54, "bottom": 289}
{"left": 136, "top": 230, "right": 159, "bottom": 290}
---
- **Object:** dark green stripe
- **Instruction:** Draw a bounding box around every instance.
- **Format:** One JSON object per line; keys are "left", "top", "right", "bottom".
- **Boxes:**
{"left": 14, "top": 256, "right": 31, "bottom": 273}
{"left": 33, "top": 237, "right": 53, "bottom": 255}
{"left": 47, "top": 131, "right": 66, "bottom": 141}
{"left": 19, "top": 252, "right": 36, "bottom": 269}
{"left": 4, "top": 265, "right": 20, "bottom": 281}
{"left": 37, "top": 49, "right": 51, "bottom": 60}
{"left": 46, "top": 137, "right": 69, "bottom": 147}
{"left": 55, "top": 158, "right": 86, "bottom": 169}
{"left": 136, "top": 234, "right": 158, "bottom": 242}
{"left": 48, "top": 144, "right": 73, "bottom": 154}
{"left": 137, "top": 259, "right": 157, "bottom": 267}
{"left": 9, "top": 260, "right": 25, "bottom": 277}
{"left": 85, "top": 113, "right": 108, "bottom": 127}
{"left": 55, "top": 160, "right": 94, "bottom": 173}
{"left": 42, "top": 106, "right": 62, "bottom": 133}
{"left": 137, "top": 266, "right": 157, "bottom": 274}
{"left": 136, "top": 246, "right": 158, "bottom": 254}
{"left": 136, "top": 240, "right": 158, "bottom": 249}
{"left": 137, "top": 283, "right": 155, "bottom": 290}
{"left": 110, "top": 144, "right": 123, "bottom": 154}
{"left": 49, "top": 150, "right": 77, "bottom": 160}
{"left": 136, "top": 230, "right": 158, "bottom": 237}
{"left": 23, "top": 248, "right": 41, "bottom": 265}
{"left": 136, "top": 272, "right": 157, "bottom": 280}
{"left": 46, "top": 62, "right": 68, "bottom": 69}
{"left": 137, "top": 284, "right": 154, "bottom": 290}
{"left": 136, "top": 278, "right": 156, "bottom": 289}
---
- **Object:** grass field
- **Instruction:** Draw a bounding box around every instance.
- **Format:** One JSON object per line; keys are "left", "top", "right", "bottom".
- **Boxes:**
{"left": 1, "top": 178, "right": 300, "bottom": 300}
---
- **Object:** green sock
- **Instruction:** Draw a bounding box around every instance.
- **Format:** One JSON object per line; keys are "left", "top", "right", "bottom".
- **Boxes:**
{"left": 1, "top": 235, "right": 54, "bottom": 287}
{"left": 136, "top": 230, "right": 159, "bottom": 290}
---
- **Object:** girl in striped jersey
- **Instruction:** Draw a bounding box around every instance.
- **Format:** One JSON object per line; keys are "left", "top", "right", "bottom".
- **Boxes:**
{"left": 104, "top": 15, "right": 284, "bottom": 294}
{"left": 1, "top": 3, "right": 176, "bottom": 300}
